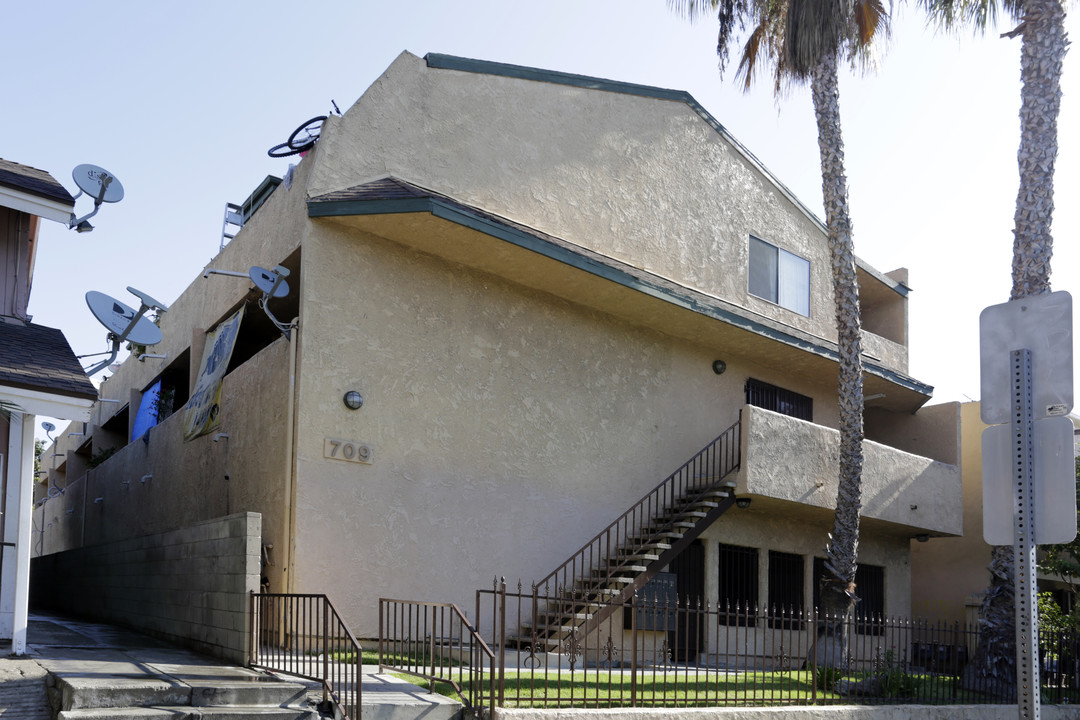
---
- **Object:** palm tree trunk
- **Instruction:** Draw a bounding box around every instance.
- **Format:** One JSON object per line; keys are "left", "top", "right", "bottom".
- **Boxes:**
{"left": 809, "top": 47, "right": 865, "bottom": 668}
{"left": 1009, "top": 0, "right": 1065, "bottom": 301}
{"left": 972, "top": 0, "right": 1068, "bottom": 698}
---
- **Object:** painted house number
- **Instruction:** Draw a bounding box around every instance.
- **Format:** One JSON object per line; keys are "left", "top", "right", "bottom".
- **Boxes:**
{"left": 324, "top": 437, "right": 373, "bottom": 465}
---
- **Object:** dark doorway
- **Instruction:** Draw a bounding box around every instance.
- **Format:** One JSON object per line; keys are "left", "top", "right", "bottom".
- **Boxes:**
{"left": 670, "top": 540, "right": 705, "bottom": 662}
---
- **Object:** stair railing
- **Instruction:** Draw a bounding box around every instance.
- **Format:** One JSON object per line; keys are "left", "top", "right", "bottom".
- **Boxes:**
{"left": 249, "top": 592, "right": 362, "bottom": 720}
{"left": 533, "top": 416, "right": 741, "bottom": 601}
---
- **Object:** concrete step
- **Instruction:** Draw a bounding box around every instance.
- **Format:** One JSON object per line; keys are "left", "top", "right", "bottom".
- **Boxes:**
{"left": 54, "top": 675, "right": 310, "bottom": 710}
{"left": 59, "top": 707, "right": 316, "bottom": 719}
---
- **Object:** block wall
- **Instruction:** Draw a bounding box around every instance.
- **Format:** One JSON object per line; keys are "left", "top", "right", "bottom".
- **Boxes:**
{"left": 29, "top": 512, "right": 260, "bottom": 664}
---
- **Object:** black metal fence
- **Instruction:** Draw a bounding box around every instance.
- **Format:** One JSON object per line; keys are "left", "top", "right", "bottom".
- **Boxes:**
{"left": 249, "top": 592, "right": 362, "bottom": 719}
{"left": 379, "top": 580, "right": 1077, "bottom": 710}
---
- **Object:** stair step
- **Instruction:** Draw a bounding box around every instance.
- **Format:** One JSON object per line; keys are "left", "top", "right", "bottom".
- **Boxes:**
{"left": 55, "top": 677, "right": 308, "bottom": 711}
{"left": 58, "top": 707, "right": 315, "bottom": 720}
{"left": 594, "top": 564, "right": 647, "bottom": 575}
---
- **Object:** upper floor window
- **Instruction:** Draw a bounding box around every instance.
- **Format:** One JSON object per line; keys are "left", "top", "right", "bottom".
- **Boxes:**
{"left": 748, "top": 236, "right": 810, "bottom": 316}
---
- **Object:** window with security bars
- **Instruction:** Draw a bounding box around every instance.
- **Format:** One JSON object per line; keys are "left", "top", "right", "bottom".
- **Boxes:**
{"left": 813, "top": 558, "right": 885, "bottom": 635}
{"left": 745, "top": 378, "right": 813, "bottom": 422}
{"left": 719, "top": 543, "right": 758, "bottom": 626}
{"left": 768, "top": 551, "right": 804, "bottom": 628}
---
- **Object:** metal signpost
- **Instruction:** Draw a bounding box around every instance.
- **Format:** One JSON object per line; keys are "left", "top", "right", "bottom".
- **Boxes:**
{"left": 980, "top": 291, "right": 1075, "bottom": 720}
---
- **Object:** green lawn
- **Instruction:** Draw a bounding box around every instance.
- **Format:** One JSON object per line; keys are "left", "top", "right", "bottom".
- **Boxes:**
{"left": 386, "top": 666, "right": 995, "bottom": 708}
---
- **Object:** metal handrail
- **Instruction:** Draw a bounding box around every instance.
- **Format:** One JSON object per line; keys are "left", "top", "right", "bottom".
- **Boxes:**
{"left": 249, "top": 592, "right": 363, "bottom": 720}
{"left": 379, "top": 597, "right": 496, "bottom": 717}
{"left": 533, "top": 416, "right": 742, "bottom": 596}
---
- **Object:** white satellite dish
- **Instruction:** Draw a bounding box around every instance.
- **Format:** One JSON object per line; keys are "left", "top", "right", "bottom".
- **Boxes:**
{"left": 86, "top": 292, "right": 163, "bottom": 345}
{"left": 249, "top": 266, "right": 290, "bottom": 298}
{"left": 68, "top": 164, "right": 125, "bottom": 232}
{"left": 72, "top": 164, "right": 125, "bottom": 204}
{"left": 82, "top": 287, "right": 167, "bottom": 376}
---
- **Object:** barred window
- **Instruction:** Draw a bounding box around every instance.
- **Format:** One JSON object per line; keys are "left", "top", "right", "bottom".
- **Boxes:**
{"left": 719, "top": 543, "right": 758, "bottom": 626}
{"left": 813, "top": 558, "right": 885, "bottom": 635}
{"left": 745, "top": 378, "right": 813, "bottom": 422}
{"left": 768, "top": 551, "right": 804, "bottom": 628}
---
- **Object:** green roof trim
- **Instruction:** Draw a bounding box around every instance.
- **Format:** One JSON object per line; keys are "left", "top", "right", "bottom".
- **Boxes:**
{"left": 308, "top": 190, "right": 933, "bottom": 398}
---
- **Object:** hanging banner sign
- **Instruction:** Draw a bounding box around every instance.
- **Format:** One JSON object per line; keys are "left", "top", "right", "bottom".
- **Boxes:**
{"left": 183, "top": 306, "right": 244, "bottom": 441}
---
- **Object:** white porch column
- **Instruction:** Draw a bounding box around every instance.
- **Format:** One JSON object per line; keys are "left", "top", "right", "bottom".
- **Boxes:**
{"left": 9, "top": 412, "right": 33, "bottom": 654}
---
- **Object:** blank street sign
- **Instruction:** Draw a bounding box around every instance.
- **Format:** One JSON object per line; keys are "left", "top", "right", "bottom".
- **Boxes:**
{"left": 982, "top": 416, "right": 1076, "bottom": 545}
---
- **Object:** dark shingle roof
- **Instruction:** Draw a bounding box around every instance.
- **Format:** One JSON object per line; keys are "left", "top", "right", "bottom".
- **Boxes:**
{"left": 0, "top": 159, "right": 75, "bottom": 207}
{"left": 0, "top": 321, "right": 96, "bottom": 400}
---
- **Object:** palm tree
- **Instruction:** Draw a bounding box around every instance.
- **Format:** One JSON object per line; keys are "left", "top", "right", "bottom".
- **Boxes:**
{"left": 916, "top": 0, "right": 1069, "bottom": 696}
{"left": 671, "top": 0, "right": 889, "bottom": 663}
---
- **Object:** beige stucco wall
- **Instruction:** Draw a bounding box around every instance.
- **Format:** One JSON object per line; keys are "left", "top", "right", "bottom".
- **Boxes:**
{"left": 910, "top": 402, "right": 992, "bottom": 623}
{"left": 34, "top": 338, "right": 291, "bottom": 580}
{"left": 309, "top": 52, "right": 847, "bottom": 351}
{"left": 287, "top": 217, "right": 932, "bottom": 635}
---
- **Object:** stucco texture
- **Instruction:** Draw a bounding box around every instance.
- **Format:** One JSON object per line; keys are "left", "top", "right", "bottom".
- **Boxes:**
{"left": 309, "top": 52, "right": 838, "bottom": 345}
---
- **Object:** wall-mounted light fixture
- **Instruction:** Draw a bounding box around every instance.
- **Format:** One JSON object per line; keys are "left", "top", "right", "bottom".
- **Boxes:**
{"left": 735, "top": 497, "right": 752, "bottom": 509}
{"left": 712, "top": 360, "right": 727, "bottom": 375}
{"left": 343, "top": 390, "right": 363, "bottom": 410}
{"left": 93, "top": 497, "right": 104, "bottom": 504}
{"left": 915, "top": 534, "right": 930, "bottom": 543}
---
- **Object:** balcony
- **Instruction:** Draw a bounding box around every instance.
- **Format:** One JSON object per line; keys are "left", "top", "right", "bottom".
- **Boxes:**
{"left": 735, "top": 405, "right": 960, "bottom": 536}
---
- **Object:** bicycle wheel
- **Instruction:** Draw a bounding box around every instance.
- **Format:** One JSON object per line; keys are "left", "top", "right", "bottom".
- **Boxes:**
{"left": 287, "top": 116, "right": 328, "bottom": 151}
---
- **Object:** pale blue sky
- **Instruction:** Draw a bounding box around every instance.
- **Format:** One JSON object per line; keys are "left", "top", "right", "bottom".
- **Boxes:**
{"left": 9, "top": 1, "right": 1079, "bottom": 438}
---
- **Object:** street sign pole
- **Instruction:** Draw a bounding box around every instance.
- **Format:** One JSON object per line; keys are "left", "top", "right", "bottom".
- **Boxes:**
{"left": 1011, "top": 349, "right": 1040, "bottom": 720}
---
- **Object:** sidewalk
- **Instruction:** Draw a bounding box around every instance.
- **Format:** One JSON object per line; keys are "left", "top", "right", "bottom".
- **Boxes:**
{"left": 0, "top": 611, "right": 461, "bottom": 720}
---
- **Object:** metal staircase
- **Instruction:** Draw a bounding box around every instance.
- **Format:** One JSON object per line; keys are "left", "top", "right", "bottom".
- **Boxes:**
{"left": 523, "top": 417, "right": 742, "bottom": 649}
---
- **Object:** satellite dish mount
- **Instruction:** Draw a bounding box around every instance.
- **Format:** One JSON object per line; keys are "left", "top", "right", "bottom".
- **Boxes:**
{"left": 68, "top": 164, "right": 125, "bottom": 233}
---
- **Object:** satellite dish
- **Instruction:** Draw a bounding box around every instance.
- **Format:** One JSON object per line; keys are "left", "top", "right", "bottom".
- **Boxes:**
{"left": 68, "top": 164, "right": 125, "bottom": 232}
{"left": 72, "top": 164, "right": 124, "bottom": 203}
{"left": 41, "top": 422, "right": 55, "bottom": 433}
{"left": 126, "top": 286, "right": 168, "bottom": 312}
{"left": 249, "top": 266, "right": 289, "bottom": 298}
{"left": 86, "top": 292, "right": 163, "bottom": 346}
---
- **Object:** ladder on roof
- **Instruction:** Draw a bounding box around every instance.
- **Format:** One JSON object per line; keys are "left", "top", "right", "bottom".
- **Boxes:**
{"left": 220, "top": 202, "right": 243, "bottom": 251}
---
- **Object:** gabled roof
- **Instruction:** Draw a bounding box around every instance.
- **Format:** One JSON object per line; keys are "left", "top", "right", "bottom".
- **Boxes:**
{"left": 0, "top": 320, "right": 96, "bottom": 400}
{"left": 0, "top": 158, "right": 76, "bottom": 224}
{"left": 0, "top": 159, "right": 74, "bottom": 207}
{"left": 309, "top": 177, "right": 932, "bottom": 401}
{"left": 422, "top": 54, "right": 906, "bottom": 298}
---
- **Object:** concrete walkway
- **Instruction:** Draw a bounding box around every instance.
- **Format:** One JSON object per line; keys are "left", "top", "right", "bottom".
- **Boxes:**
{"left": 0, "top": 611, "right": 462, "bottom": 720}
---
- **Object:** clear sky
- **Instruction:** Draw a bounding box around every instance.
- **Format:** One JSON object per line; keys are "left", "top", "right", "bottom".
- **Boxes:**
{"left": 8, "top": 1, "right": 1079, "bottom": 440}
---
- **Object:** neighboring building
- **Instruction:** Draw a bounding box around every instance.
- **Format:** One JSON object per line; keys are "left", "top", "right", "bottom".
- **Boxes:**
{"left": 911, "top": 401, "right": 1080, "bottom": 627}
{"left": 0, "top": 159, "right": 96, "bottom": 654}
{"left": 34, "top": 53, "right": 960, "bottom": 649}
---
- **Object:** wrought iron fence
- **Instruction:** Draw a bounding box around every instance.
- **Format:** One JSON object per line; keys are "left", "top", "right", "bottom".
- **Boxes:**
{"left": 435, "top": 580, "right": 1080, "bottom": 709}
{"left": 378, "top": 597, "right": 496, "bottom": 717}
{"left": 249, "top": 592, "right": 362, "bottom": 719}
